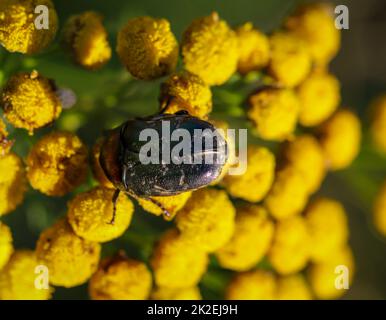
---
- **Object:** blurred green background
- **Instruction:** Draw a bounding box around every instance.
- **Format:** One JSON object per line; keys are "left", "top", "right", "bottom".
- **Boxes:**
{"left": 1, "top": 0, "right": 386, "bottom": 299}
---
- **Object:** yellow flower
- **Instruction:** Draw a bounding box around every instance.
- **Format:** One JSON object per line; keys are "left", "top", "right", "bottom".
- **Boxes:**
{"left": 89, "top": 254, "right": 152, "bottom": 300}
{"left": 36, "top": 219, "right": 101, "bottom": 288}
{"left": 0, "top": 118, "right": 13, "bottom": 156}
{"left": 280, "top": 134, "right": 326, "bottom": 194}
{"left": 235, "top": 22, "right": 270, "bottom": 75}
{"left": 159, "top": 71, "right": 212, "bottom": 119}
{"left": 0, "top": 223, "right": 13, "bottom": 270}
{"left": 151, "top": 286, "right": 202, "bottom": 300}
{"left": 67, "top": 187, "right": 134, "bottom": 243}
{"left": 268, "top": 31, "right": 311, "bottom": 87}
{"left": 0, "top": 152, "right": 27, "bottom": 216}
{"left": 137, "top": 191, "right": 192, "bottom": 220}
{"left": 308, "top": 245, "right": 354, "bottom": 299}
{"left": 2, "top": 71, "right": 62, "bottom": 134}
{"left": 0, "top": 250, "right": 53, "bottom": 300}
{"left": 285, "top": 3, "right": 340, "bottom": 66}
{"left": 276, "top": 274, "right": 312, "bottom": 300}
{"left": 373, "top": 182, "right": 386, "bottom": 236}
{"left": 268, "top": 215, "right": 310, "bottom": 275}
{"left": 369, "top": 94, "right": 386, "bottom": 154}
{"left": 223, "top": 146, "right": 275, "bottom": 202}
{"left": 226, "top": 270, "right": 276, "bottom": 300}
{"left": 248, "top": 87, "right": 300, "bottom": 141}
{"left": 265, "top": 167, "right": 309, "bottom": 220}
{"left": 150, "top": 229, "right": 208, "bottom": 288}
{"left": 215, "top": 205, "right": 274, "bottom": 271}
{"left": 175, "top": 188, "right": 235, "bottom": 252}
{"left": 0, "top": 0, "right": 58, "bottom": 54}
{"left": 298, "top": 70, "right": 341, "bottom": 127}
{"left": 27, "top": 131, "right": 88, "bottom": 196}
{"left": 116, "top": 16, "right": 178, "bottom": 80}
{"left": 305, "top": 198, "right": 349, "bottom": 262}
{"left": 318, "top": 109, "right": 361, "bottom": 170}
{"left": 182, "top": 12, "right": 238, "bottom": 86}
{"left": 91, "top": 137, "right": 114, "bottom": 189}
{"left": 62, "top": 11, "right": 111, "bottom": 70}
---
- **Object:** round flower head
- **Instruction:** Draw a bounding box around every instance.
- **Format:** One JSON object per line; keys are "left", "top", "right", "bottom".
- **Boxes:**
{"left": 62, "top": 11, "right": 112, "bottom": 69}
{"left": 222, "top": 146, "right": 275, "bottom": 202}
{"left": 268, "top": 215, "right": 310, "bottom": 275}
{"left": 305, "top": 198, "right": 349, "bottom": 262}
{"left": 369, "top": 94, "right": 386, "bottom": 154}
{"left": 151, "top": 286, "right": 202, "bottom": 300}
{"left": 226, "top": 270, "right": 276, "bottom": 300}
{"left": 235, "top": 22, "right": 270, "bottom": 75}
{"left": 67, "top": 187, "right": 134, "bottom": 242}
{"left": 36, "top": 218, "right": 101, "bottom": 288}
{"left": 0, "top": 152, "right": 27, "bottom": 216}
{"left": 150, "top": 229, "right": 209, "bottom": 288}
{"left": 182, "top": 12, "right": 238, "bottom": 86}
{"left": 285, "top": 3, "right": 340, "bottom": 66}
{"left": 0, "top": 250, "right": 53, "bottom": 300}
{"left": 280, "top": 134, "right": 326, "bottom": 194}
{"left": 276, "top": 274, "right": 312, "bottom": 300}
{"left": 2, "top": 71, "right": 62, "bottom": 134}
{"left": 175, "top": 188, "right": 236, "bottom": 253}
{"left": 159, "top": 71, "right": 212, "bottom": 119}
{"left": 317, "top": 109, "right": 361, "bottom": 170}
{"left": 0, "top": 0, "right": 58, "bottom": 54}
{"left": 91, "top": 137, "right": 114, "bottom": 189}
{"left": 27, "top": 131, "right": 88, "bottom": 196}
{"left": 265, "top": 167, "right": 309, "bottom": 220}
{"left": 215, "top": 205, "right": 274, "bottom": 271}
{"left": 116, "top": 16, "right": 178, "bottom": 80}
{"left": 298, "top": 70, "right": 341, "bottom": 127}
{"left": 248, "top": 87, "right": 300, "bottom": 141}
{"left": 137, "top": 191, "right": 192, "bottom": 220}
{"left": 308, "top": 245, "right": 354, "bottom": 299}
{"left": 0, "top": 118, "right": 13, "bottom": 156}
{"left": 89, "top": 254, "right": 152, "bottom": 300}
{"left": 0, "top": 223, "right": 13, "bottom": 270}
{"left": 268, "top": 31, "right": 311, "bottom": 87}
{"left": 373, "top": 182, "right": 386, "bottom": 236}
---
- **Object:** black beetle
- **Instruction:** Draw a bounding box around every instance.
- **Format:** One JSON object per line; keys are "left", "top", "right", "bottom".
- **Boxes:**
{"left": 99, "top": 110, "right": 228, "bottom": 223}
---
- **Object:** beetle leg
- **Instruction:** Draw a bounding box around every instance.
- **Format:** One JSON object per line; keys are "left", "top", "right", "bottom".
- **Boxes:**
{"left": 108, "top": 189, "right": 121, "bottom": 225}
{"left": 147, "top": 197, "right": 172, "bottom": 219}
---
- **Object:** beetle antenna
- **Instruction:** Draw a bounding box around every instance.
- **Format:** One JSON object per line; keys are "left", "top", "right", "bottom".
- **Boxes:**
{"left": 108, "top": 189, "right": 121, "bottom": 225}
{"left": 148, "top": 197, "right": 171, "bottom": 219}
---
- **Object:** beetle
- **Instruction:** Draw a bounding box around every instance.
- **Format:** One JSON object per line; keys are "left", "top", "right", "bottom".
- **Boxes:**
{"left": 99, "top": 110, "right": 229, "bottom": 223}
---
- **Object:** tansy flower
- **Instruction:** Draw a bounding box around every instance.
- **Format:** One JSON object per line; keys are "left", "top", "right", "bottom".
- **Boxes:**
{"left": 67, "top": 187, "right": 134, "bottom": 243}
{"left": 280, "top": 134, "right": 326, "bottom": 194}
{"left": 265, "top": 167, "right": 309, "bottom": 220}
{"left": 91, "top": 137, "right": 114, "bottom": 189}
{"left": 182, "top": 12, "right": 238, "bottom": 86}
{"left": 0, "top": 118, "right": 13, "bottom": 156}
{"left": 0, "top": 250, "right": 53, "bottom": 300}
{"left": 215, "top": 205, "right": 274, "bottom": 271}
{"left": 226, "top": 270, "right": 276, "bottom": 300}
{"left": 2, "top": 71, "right": 62, "bottom": 134}
{"left": 248, "top": 87, "right": 300, "bottom": 141}
{"left": 268, "top": 215, "right": 310, "bottom": 275}
{"left": 305, "top": 198, "right": 349, "bottom": 262}
{"left": 62, "top": 11, "right": 112, "bottom": 70}
{"left": 150, "top": 229, "right": 208, "bottom": 288}
{"left": 159, "top": 71, "right": 212, "bottom": 119}
{"left": 151, "top": 286, "right": 202, "bottom": 300}
{"left": 285, "top": 3, "right": 340, "bottom": 66}
{"left": 0, "top": 0, "right": 58, "bottom": 54}
{"left": 137, "top": 191, "right": 192, "bottom": 220}
{"left": 0, "top": 152, "right": 27, "bottom": 216}
{"left": 0, "top": 223, "right": 13, "bottom": 270}
{"left": 222, "top": 146, "right": 275, "bottom": 202}
{"left": 268, "top": 31, "right": 311, "bottom": 87}
{"left": 276, "top": 274, "right": 312, "bottom": 300}
{"left": 116, "top": 16, "right": 178, "bottom": 80}
{"left": 89, "top": 253, "right": 152, "bottom": 300}
{"left": 235, "top": 22, "right": 270, "bottom": 75}
{"left": 308, "top": 245, "right": 354, "bottom": 299}
{"left": 27, "top": 131, "right": 88, "bottom": 196}
{"left": 369, "top": 94, "right": 386, "bottom": 154}
{"left": 175, "top": 188, "right": 236, "bottom": 253}
{"left": 317, "top": 109, "right": 361, "bottom": 170}
{"left": 298, "top": 70, "right": 341, "bottom": 127}
{"left": 373, "top": 181, "right": 386, "bottom": 236}
{"left": 36, "top": 219, "right": 101, "bottom": 288}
